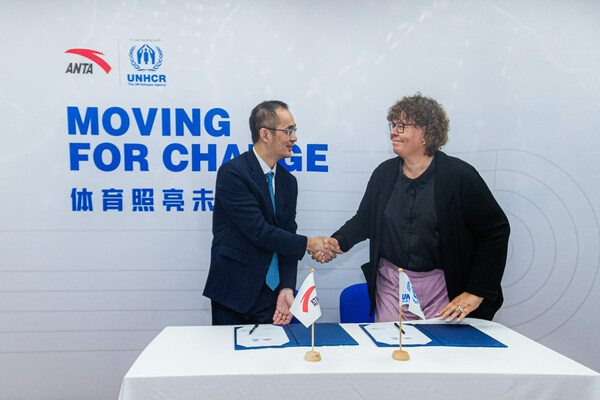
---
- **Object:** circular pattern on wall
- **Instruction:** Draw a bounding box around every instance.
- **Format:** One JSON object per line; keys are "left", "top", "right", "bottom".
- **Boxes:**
{"left": 462, "top": 149, "right": 599, "bottom": 340}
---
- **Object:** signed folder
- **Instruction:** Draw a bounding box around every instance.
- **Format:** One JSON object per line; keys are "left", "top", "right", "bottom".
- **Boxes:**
{"left": 360, "top": 322, "right": 507, "bottom": 348}
{"left": 235, "top": 323, "right": 358, "bottom": 350}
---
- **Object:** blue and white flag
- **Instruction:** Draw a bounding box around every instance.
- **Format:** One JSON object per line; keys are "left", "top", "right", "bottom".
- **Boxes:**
{"left": 399, "top": 271, "right": 426, "bottom": 320}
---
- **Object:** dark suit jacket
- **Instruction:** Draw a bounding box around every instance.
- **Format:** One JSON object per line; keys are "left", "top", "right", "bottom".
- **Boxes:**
{"left": 332, "top": 151, "right": 510, "bottom": 320}
{"left": 203, "top": 150, "right": 307, "bottom": 314}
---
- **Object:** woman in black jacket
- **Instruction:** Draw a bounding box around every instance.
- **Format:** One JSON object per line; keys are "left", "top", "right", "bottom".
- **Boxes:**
{"left": 331, "top": 93, "right": 510, "bottom": 322}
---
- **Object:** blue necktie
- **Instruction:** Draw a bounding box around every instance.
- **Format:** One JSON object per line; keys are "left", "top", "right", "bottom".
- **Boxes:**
{"left": 265, "top": 172, "right": 279, "bottom": 290}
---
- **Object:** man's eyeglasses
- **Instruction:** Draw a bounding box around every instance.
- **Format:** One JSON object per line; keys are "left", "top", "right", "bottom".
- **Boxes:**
{"left": 264, "top": 126, "right": 297, "bottom": 137}
{"left": 388, "top": 122, "right": 419, "bottom": 133}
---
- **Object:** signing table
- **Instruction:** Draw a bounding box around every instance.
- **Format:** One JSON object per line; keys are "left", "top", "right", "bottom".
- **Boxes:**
{"left": 118, "top": 319, "right": 600, "bottom": 400}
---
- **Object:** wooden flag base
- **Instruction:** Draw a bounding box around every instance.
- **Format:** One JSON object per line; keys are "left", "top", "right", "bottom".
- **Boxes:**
{"left": 304, "top": 350, "right": 321, "bottom": 362}
{"left": 392, "top": 349, "right": 410, "bottom": 361}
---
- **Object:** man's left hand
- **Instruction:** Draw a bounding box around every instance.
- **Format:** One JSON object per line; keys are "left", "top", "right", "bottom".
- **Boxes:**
{"left": 273, "top": 288, "right": 294, "bottom": 325}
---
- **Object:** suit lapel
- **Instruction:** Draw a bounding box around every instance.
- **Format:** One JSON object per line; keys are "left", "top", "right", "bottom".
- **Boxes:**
{"left": 247, "top": 150, "right": 276, "bottom": 220}
{"left": 274, "top": 162, "right": 288, "bottom": 220}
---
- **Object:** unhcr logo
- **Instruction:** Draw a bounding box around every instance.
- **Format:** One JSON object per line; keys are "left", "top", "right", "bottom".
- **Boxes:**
{"left": 127, "top": 41, "right": 166, "bottom": 87}
{"left": 129, "top": 44, "right": 162, "bottom": 71}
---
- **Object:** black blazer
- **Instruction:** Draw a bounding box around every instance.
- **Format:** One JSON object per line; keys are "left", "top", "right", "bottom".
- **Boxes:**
{"left": 333, "top": 151, "right": 510, "bottom": 320}
{"left": 203, "top": 150, "right": 307, "bottom": 314}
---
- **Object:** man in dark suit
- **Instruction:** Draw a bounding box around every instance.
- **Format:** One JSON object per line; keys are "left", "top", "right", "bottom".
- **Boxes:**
{"left": 203, "top": 100, "right": 340, "bottom": 325}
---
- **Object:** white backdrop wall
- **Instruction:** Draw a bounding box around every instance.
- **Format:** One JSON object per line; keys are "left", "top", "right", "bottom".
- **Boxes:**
{"left": 1, "top": 1, "right": 599, "bottom": 399}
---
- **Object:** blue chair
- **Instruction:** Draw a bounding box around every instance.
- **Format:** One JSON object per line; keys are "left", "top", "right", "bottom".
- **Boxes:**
{"left": 339, "top": 283, "right": 374, "bottom": 323}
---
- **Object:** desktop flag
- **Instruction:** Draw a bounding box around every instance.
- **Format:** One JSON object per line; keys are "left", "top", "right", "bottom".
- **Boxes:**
{"left": 290, "top": 271, "right": 321, "bottom": 328}
{"left": 399, "top": 271, "right": 426, "bottom": 320}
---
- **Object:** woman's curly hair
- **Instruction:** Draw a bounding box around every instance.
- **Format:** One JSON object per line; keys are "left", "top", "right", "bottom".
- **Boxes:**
{"left": 387, "top": 92, "right": 449, "bottom": 156}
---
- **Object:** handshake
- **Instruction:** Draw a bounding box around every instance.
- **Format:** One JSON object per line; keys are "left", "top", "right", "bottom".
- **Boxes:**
{"left": 306, "top": 236, "right": 343, "bottom": 263}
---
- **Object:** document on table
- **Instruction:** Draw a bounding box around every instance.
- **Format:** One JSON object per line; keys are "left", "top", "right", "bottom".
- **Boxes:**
{"left": 363, "top": 322, "right": 432, "bottom": 346}
{"left": 234, "top": 323, "right": 358, "bottom": 350}
{"left": 235, "top": 324, "right": 290, "bottom": 348}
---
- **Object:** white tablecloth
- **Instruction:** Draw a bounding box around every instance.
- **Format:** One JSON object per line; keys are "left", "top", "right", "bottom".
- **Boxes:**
{"left": 118, "top": 319, "right": 600, "bottom": 400}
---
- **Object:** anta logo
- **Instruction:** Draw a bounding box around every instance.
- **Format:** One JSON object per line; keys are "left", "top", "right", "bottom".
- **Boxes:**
{"left": 65, "top": 49, "right": 112, "bottom": 74}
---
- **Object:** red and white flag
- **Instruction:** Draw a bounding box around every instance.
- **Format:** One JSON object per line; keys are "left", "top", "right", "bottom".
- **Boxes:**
{"left": 290, "top": 271, "right": 321, "bottom": 328}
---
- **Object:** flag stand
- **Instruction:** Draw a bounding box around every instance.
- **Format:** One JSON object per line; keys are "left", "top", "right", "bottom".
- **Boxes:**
{"left": 392, "top": 268, "right": 410, "bottom": 361}
{"left": 304, "top": 322, "right": 321, "bottom": 362}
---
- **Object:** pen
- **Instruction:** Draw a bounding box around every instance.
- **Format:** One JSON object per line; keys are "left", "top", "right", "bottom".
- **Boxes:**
{"left": 249, "top": 324, "right": 259, "bottom": 335}
{"left": 394, "top": 322, "right": 405, "bottom": 334}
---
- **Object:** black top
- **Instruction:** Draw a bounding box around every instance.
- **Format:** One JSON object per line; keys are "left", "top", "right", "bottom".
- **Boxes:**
{"left": 380, "top": 157, "right": 441, "bottom": 272}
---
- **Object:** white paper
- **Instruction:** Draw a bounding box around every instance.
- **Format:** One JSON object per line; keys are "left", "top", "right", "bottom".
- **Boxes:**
{"left": 364, "top": 322, "right": 432, "bottom": 346}
{"left": 236, "top": 325, "right": 290, "bottom": 348}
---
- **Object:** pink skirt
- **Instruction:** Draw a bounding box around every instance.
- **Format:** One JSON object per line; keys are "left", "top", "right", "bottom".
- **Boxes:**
{"left": 375, "top": 258, "right": 449, "bottom": 322}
